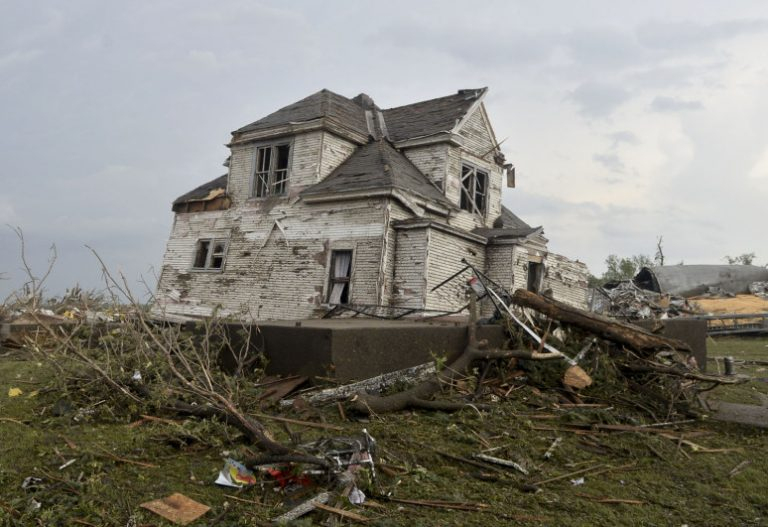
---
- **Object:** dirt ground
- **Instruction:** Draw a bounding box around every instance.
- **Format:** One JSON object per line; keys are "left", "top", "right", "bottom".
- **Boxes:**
{"left": 2, "top": 337, "right": 768, "bottom": 526}
{"left": 690, "top": 295, "right": 768, "bottom": 315}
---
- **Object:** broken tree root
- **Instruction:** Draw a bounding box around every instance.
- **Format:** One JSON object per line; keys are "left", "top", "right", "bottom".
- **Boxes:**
{"left": 349, "top": 295, "right": 548, "bottom": 415}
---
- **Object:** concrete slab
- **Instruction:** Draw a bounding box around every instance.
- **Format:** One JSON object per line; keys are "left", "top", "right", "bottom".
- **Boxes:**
{"left": 216, "top": 320, "right": 506, "bottom": 382}
{"left": 635, "top": 318, "right": 707, "bottom": 371}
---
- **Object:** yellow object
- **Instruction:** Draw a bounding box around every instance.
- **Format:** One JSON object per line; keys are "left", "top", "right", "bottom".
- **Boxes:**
{"left": 8, "top": 387, "right": 23, "bottom": 397}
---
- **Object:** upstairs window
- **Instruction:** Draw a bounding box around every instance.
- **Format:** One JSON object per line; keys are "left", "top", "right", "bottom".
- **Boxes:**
{"left": 193, "top": 238, "right": 227, "bottom": 270}
{"left": 460, "top": 164, "right": 488, "bottom": 216}
{"left": 253, "top": 143, "right": 290, "bottom": 198}
{"left": 327, "top": 250, "right": 352, "bottom": 304}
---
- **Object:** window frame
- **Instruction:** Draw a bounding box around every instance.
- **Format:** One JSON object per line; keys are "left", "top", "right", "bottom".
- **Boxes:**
{"left": 460, "top": 163, "right": 489, "bottom": 216}
{"left": 191, "top": 238, "right": 228, "bottom": 271}
{"left": 326, "top": 249, "right": 354, "bottom": 304}
{"left": 251, "top": 141, "right": 292, "bottom": 198}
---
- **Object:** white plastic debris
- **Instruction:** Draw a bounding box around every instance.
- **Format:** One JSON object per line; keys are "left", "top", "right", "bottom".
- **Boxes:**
{"left": 570, "top": 477, "right": 585, "bottom": 486}
{"left": 132, "top": 370, "right": 142, "bottom": 382}
{"left": 58, "top": 459, "right": 77, "bottom": 470}
{"left": 349, "top": 486, "right": 366, "bottom": 505}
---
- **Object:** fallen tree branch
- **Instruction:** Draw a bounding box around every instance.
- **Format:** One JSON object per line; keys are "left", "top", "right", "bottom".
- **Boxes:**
{"left": 512, "top": 289, "right": 691, "bottom": 355}
{"left": 622, "top": 362, "right": 749, "bottom": 384}
{"left": 349, "top": 294, "right": 536, "bottom": 414}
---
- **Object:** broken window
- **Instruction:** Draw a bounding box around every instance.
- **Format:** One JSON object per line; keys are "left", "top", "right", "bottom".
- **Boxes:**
{"left": 327, "top": 250, "right": 352, "bottom": 304}
{"left": 253, "top": 143, "right": 290, "bottom": 198}
{"left": 460, "top": 164, "right": 488, "bottom": 215}
{"left": 192, "top": 239, "right": 227, "bottom": 270}
{"left": 527, "top": 262, "right": 544, "bottom": 293}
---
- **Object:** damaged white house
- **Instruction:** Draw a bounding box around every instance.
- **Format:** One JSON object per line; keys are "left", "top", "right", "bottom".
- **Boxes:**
{"left": 154, "top": 88, "right": 588, "bottom": 320}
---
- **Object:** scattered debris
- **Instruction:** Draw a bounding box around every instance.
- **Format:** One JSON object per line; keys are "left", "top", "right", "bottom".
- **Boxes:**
{"left": 256, "top": 375, "right": 308, "bottom": 403}
{"left": 215, "top": 458, "right": 257, "bottom": 488}
{"left": 750, "top": 281, "right": 768, "bottom": 299}
{"left": 594, "top": 280, "right": 690, "bottom": 320}
{"left": 382, "top": 497, "right": 489, "bottom": 512}
{"left": 729, "top": 460, "right": 751, "bottom": 478}
{"left": 543, "top": 437, "right": 562, "bottom": 460}
{"left": 271, "top": 491, "right": 331, "bottom": 523}
{"left": 283, "top": 362, "right": 437, "bottom": 407}
{"left": 139, "top": 493, "right": 210, "bottom": 525}
{"left": 21, "top": 477, "right": 44, "bottom": 491}
{"left": 473, "top": 453, "right": 528, "bottom": 475}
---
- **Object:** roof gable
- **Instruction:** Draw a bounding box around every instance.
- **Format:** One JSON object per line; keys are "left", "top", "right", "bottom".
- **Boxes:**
{"left": 382, "top": 88, "right": 486, "bottom": 143}
{"left": 457, "top": 103, "right": 498, "bottom": 155}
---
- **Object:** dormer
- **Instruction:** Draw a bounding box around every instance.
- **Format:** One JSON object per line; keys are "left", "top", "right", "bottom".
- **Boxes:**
{"left": 382, "top": 88, "right": 511, "bottom": 228}
{"left": 224, "top": 89, "right": 377, "bottom": 206}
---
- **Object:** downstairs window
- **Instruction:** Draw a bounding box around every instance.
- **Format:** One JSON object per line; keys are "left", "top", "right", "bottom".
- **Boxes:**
{"left": 327, "top": 250, "right": 353, "bottom": 304}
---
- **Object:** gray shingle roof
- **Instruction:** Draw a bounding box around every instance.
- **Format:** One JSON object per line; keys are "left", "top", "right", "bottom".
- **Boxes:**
{"left": 301, "top": 139, "right": 450, "bottom": 205}
{"left": 234, "top": 88, "right": 487, "bottom": 144}
{"left": 473, "top": 205, "right": 541, "bottom": 240}
{"left": 173, "top": 174, "right": 227, "bottom": 205}
{"left": 382, "top": 88, "right": 486, "bottom": 142}
{"left": 235, "top": 89, "right": 369, "bottom": 137}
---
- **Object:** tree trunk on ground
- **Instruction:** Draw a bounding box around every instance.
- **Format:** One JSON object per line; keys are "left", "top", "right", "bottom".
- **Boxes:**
{"left": 511, "top": 290, "right": 691, "bottom": 355}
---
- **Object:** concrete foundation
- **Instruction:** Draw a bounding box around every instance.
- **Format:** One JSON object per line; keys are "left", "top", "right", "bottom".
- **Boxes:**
{"left": 218, "top": 319, "right": 507, "bottom": 381}
{"left": 634, "top": 318, "right": 708, "bottom": 372}
{"left": 214, "top": 317, "right": 707, "bottom": 381}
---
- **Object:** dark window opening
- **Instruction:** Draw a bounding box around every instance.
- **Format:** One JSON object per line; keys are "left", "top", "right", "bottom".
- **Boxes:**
{"left": 253, "top": 143, "right": 290, "bottom": 197}
{"left": 527, "top": 262, "right": 543, "bottom": 293}
{"left": 327, "top": 250, "right": 352, "bottom": 304}
{"left": 193, "top": 238, "right": 227, "bottom": 270}
{"left": 460, "top": 164, "right": 488, "bottom": 215}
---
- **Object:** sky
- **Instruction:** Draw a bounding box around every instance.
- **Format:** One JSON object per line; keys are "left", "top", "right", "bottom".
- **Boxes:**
{"left": 2, "top": 0, "right": 768, "bottom": 299}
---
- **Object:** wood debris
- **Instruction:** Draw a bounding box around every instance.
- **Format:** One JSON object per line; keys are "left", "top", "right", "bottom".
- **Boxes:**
{"left": 139, "top": 493, "right": 210, "bottom": 525}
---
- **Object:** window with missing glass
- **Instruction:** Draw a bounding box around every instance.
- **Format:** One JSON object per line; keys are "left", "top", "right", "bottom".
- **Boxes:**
{"left": 460, "top": 164, "right": 488, "bottom": 216}
{"left": 327, "top": 250, "right": 352, "bottom": 304}
{"left": 253, "top": 143, "right": 290, "bottom": 198}
{"left": 192, "top": 239, "right": 227, "bottom": 270}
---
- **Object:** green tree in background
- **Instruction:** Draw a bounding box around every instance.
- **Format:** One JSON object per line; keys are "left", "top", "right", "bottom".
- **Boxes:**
{"left": 589, "top": 254, "right": 653, "bottom": 286}
{"left": 724, "top": 253, "right": 756, "bottom": 265}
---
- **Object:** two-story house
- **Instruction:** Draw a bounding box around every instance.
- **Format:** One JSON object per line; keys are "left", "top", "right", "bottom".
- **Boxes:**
{"left": 154, "top": 88, "right": 588, "bottom": 320}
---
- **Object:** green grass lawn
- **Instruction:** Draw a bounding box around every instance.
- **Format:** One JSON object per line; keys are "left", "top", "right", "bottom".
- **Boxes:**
{"left": 2, "top": 338, "right": 768, "bottom": 526}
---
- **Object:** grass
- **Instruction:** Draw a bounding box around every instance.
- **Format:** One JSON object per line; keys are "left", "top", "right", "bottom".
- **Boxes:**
{"left": 2, "top": 338, "right": 768, "bottom": 525}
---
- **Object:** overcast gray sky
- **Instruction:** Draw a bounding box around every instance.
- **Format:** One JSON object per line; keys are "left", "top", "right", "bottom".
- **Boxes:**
{"left": 2, "top": 1, "right": 768, "bottom": 299}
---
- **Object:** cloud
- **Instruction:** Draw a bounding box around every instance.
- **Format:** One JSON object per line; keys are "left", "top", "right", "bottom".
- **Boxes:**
{"left": 637, "top": 19, "right": 768, "bottom": 51}
{"left": 187, "top": 50, "right": 219, "bottom": 68}
{"left": 650, "top": 96, "right": 704, "bottom": 112}
{"left": 593, "top": 152, "right": 625, "bottom": 172}
{"left": 0, "top": 49, "right": 43, "bottom": 72}
{"left": 0, "top": 198, "right": 17, "bottom": 223}
{"left": 564, "top": 28, "right": 644, "bottom": 70}
{"left": 567, "top": 81, "right": 631, "bottom": 118}
{"left": 609, "top": 130, "right": 639, "bottom": 147}
{"left": 748, "top": 146, "right": 768, "bottom": 191}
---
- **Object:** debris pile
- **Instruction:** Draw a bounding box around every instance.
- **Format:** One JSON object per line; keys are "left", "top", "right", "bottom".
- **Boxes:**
{"left": 594, "top": 281, "right": 691, "bottom": 320}
{"left": 1, "top": 286, "right": 130, "bottom": 349}
{"left": 749, "top": 281, "right": 768, "bottom": 299}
